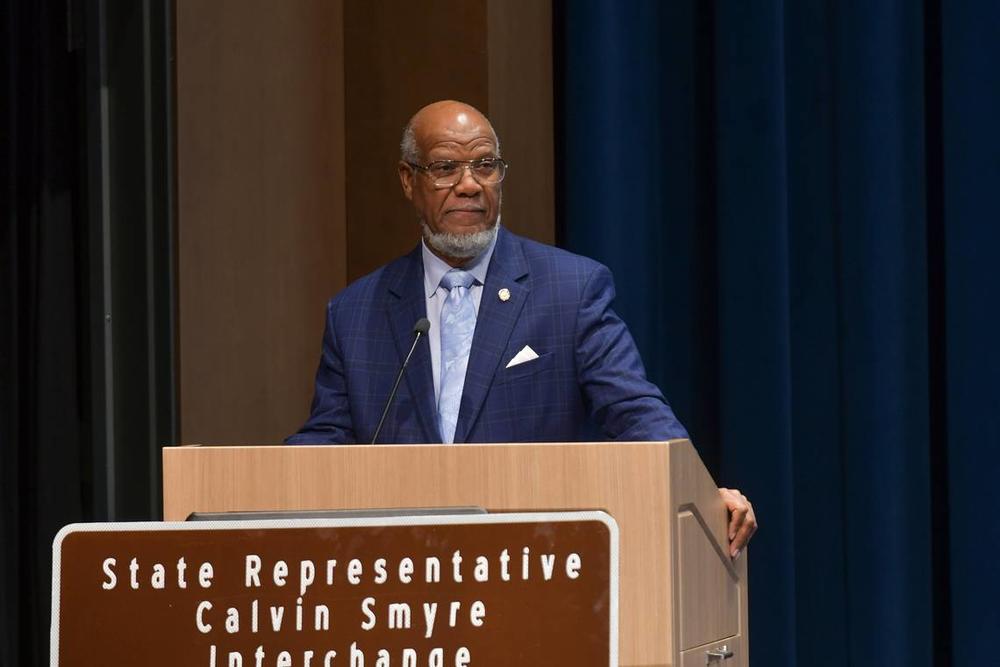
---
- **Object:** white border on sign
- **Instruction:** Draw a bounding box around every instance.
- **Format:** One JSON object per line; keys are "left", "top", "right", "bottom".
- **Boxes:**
{"left": 50, "top": 510, "right": 619, "bottom": 667}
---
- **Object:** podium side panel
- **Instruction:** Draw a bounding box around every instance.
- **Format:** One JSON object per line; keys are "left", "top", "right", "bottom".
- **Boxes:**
{"left": 668, "top": 441, "right": 750, "bottom": 667}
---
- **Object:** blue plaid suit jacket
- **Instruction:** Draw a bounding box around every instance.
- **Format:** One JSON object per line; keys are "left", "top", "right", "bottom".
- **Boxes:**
{"left": 286, "top": 228, "right": 688, "bottom": 444}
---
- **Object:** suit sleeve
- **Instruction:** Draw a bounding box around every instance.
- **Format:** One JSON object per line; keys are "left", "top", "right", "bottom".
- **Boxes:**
{"left": 285, "top": 298, "right": 357, "bottom": 444}
{"left": 574, "top": 263, "right": 690, "bottom": 441}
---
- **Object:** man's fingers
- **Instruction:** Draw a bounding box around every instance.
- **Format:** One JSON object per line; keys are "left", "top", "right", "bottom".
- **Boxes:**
{"left": 731, "top": 511, "right": 757, "bottom": 557}
{"left": 727, "top": 505, "right": 748, "bottom": 541}
{"left": 719, "top": 487, "right": 757, "bottom": 558}
{"left": 720, "top": 487, "right": 745, "bottom": 538}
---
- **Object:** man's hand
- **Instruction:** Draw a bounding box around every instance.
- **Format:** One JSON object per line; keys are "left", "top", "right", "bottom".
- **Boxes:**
{"left": 719, "top": 487, "right": 757, "bottom": 559}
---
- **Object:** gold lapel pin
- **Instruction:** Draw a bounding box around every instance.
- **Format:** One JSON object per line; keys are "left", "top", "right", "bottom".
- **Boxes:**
{"left": 498, "top": 288, "right": 511, "bottom": 302}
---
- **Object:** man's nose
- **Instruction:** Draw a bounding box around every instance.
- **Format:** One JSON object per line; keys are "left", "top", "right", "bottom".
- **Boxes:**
{"left": 453, "top": 165, "right": 483, "bottom": 195}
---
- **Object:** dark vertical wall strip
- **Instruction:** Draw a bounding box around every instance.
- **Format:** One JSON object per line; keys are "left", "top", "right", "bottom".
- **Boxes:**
{"left": 83, "top": 0, "right": 111, "bottom": 519}
{"left": 106, "top": 1, "right": 152, "bottom": 518}
{"left": 1, "top": 1, "right": 175, "bottom": 663}
{"left": 101, "top": 0, "right": 176, "bottom": 520}
{"left": 0, "top": 7, "right": 18, "bottom": 664}
{"left": 146, "top": 0, "right": 178, "bottom": 514}
{"left": 2, "top": 2, "right": 89, "bottom": 664}
{"left": 557, "top": 0, "right": 997, "bottom": 664}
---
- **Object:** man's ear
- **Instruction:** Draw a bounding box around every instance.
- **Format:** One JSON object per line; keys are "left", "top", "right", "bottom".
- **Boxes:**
{"left": 398, "top": 162, "right": 414, "bottom": 201}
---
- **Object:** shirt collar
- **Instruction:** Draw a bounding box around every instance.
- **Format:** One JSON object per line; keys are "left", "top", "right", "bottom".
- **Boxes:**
{"left": 421, "top": 226, "right": 499, "bottom": 298}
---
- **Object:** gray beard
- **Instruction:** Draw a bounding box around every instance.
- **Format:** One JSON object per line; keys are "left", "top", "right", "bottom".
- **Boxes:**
{"left": 421, "top": 219, "right": 499, "bottom": 260}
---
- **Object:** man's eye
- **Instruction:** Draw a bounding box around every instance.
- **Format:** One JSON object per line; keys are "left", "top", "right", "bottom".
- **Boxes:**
{"left": 473, "top": 160, "right": 498, "bottom": 174}
{"left": 429, "top": 162, "right": 458, "bottom": 176}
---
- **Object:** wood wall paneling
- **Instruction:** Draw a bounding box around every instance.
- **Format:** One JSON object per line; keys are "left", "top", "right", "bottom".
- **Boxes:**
{"left": 175, "top": 1, "right": 346, "bottom": 444}
{"left": 342, "top": 0, "right": 490, "bottom": 281}
{"left": 342, "top": 0, "right": 556, "bottom": 281}
{"left": 487, "top": 0, "right": 555, "bottom": 245}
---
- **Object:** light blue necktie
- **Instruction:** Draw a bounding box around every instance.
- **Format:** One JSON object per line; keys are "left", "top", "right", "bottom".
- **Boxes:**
{"left": 438, "top": 269, "right": 476, "bottom": 443}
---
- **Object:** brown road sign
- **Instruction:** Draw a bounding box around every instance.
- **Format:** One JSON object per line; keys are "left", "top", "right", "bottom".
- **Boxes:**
{"left": 52, "top": 512, "right": 618, "bottom": 666}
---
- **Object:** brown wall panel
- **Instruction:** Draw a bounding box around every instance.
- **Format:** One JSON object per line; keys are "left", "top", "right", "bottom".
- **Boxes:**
{"left": 175, "top": 1, "right": 346, "bottom": 444}
{"left": 488, "top": 0, "right": 555, "bottom": 245}
{"left": 342, "top": 0, "right": 491, "bottom": 281}
{"left": 341, "top": 0, "right": 556, "bottom": 281}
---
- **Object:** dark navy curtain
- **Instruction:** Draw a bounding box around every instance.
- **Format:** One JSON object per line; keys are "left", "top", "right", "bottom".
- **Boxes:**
{"left": 556, "top": 2, "right": 999, "bottom": 666}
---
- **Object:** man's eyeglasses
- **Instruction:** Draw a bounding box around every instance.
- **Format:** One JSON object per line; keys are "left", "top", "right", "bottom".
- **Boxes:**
{"left": 407, "top": 157, "right": 508, "bottom": 189}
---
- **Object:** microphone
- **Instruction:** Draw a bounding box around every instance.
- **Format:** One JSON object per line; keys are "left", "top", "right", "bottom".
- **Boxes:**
{"left": 371, "top": 318, "right": 431, "bottom": 444}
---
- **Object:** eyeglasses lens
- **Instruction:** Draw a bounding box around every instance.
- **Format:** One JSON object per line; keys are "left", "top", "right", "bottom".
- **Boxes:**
{"left": 429, "top": 160, "right": 505, "bottom": 187}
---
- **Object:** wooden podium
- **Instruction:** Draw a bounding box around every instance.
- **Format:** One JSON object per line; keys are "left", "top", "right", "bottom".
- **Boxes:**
{"left": 163, "top": 440, "right": 748, "bottom": 667}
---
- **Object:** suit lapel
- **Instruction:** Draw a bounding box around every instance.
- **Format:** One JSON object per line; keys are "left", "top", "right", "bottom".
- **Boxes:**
{"left": 453, "top": 229, "right": 529, "bottom": 443}
{"left": 385, "top": 246, "right": 438, "bottom": 443}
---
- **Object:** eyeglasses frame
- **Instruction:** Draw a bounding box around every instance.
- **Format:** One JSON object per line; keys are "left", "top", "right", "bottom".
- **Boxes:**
{"left": 405, "top": 157, "right": 508, "bottom": 189}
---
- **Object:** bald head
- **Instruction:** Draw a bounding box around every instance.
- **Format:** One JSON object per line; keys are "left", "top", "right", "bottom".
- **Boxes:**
{"left": 400, "top": 100, "right": 500, "bottom": 163}
{"left": 397, "top": 100, "right": 504, "bottom": 266}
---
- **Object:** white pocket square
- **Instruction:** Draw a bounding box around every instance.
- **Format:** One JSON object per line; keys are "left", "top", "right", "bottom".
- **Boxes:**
{"left": 505, "top": 345, "right": 540, "bottom": 368}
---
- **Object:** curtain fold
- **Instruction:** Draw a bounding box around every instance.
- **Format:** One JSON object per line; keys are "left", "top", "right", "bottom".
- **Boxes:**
{"left": 941, "top": 2, "right": 1000, "bottom": 662}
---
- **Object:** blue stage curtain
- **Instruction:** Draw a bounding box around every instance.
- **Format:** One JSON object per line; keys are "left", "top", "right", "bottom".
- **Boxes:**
{"left": 940, "top": 1, "right": 1000, "bottom": 659}
{"left": 556, "top": 1, "right": 999, "bottom": 665}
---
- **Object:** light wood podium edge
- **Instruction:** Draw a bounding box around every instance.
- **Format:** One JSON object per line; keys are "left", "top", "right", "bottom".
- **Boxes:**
{"left": 162, "top": 440, "right": 747, "bottom": 667}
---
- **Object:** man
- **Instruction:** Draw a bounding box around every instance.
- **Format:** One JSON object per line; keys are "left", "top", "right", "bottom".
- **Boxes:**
{"left": 288, "top": 100, "right": 756, "bottom": 556}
